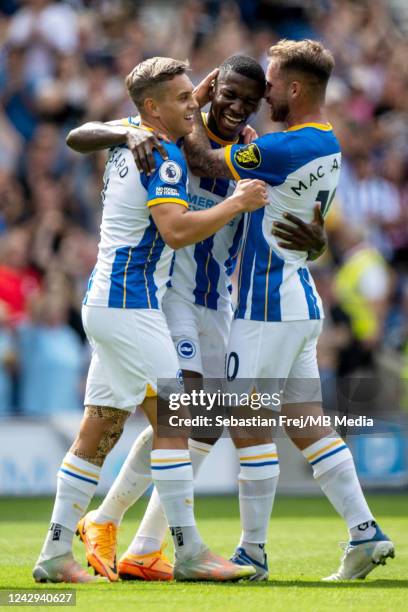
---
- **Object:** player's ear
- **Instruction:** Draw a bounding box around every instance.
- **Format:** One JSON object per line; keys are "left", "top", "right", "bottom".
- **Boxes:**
{"left": 290, "top": 80, "right": 301, "bottom": 100}
{"left": 144, "top": 97, "right": 160, "bottom": 118}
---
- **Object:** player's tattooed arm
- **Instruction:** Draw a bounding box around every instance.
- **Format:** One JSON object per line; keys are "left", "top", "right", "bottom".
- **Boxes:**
{"left": 184, "top": 109, "right": 234, "bottom": 179}
{"left": 66, "top": 121, "right": 169, "bottom": 173}
{"left": 272, "top": 204, "right": 327, "bottom": 259}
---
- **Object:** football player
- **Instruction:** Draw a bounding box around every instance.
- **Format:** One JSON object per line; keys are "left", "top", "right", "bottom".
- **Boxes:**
{"left": 32, "top": 56, "right": 267, "bottom": 584}
{"left": 66, "top": 55, "right": 326, "bottom": 582}
{"left": 180, "top": 39, "right": 395, "bottom": 581}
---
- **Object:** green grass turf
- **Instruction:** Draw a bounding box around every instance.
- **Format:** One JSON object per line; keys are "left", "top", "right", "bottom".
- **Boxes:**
{"left": 0, "top": 495, "right": 407, "bottom": 612}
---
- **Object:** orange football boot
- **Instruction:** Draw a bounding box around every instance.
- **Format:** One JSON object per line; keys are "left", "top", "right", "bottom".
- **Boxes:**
{"left": 76, "top": 511, "right": 118, "bottom": 582}
{"left": 118, "top": 547, "right": 173, "bottom": 581}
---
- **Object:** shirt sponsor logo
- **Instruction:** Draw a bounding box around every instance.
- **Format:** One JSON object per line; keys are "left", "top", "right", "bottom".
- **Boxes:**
{"left": 159, "top": 160, "right": 182, "bottom": 184}
{"left": 177, "top": 339, "right": 196, "bottom": 359}
{"left": 188, "top": 193, "right": 217, "bottom": 209}
{"left": 234, "top": 143, "right": 261, "bottom": 170}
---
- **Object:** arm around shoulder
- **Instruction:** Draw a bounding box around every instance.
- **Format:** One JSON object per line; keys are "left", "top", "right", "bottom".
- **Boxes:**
{"left": 66, "top": 121, "right": 129, "bottom": 153}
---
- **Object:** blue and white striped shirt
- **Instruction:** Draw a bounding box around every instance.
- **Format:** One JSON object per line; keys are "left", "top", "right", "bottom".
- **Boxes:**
{"left": 84, "top": 140, "right": 188, "bottom": 310}
{"left": 225, "top": 123, "right": 342, "bottom": 322}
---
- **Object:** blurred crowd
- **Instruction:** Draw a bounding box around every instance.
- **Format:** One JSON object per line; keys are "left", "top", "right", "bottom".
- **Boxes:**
{"left": 0, "top": 0, "right": 407, "bottom": 416}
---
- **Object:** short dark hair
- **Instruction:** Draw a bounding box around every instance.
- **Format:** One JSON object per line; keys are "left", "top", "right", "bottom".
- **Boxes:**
{"left": 218, "top": 55, "right": 265, "bottom": 87}
{"left": 126, "top": 57, "right": 189, "bottom": 109}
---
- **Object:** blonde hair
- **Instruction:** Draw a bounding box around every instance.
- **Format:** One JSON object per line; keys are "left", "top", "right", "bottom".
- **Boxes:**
{"left": 268, "top": 39, "right": 334, "bottom": 88}
{"left": 126, "top": 57, "right": 189, "bottom": 109}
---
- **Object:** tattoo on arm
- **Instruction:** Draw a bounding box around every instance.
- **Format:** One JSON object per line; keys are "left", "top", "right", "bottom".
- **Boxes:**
{"left": 184, "top": 109, "right": 234, "bottom": 179}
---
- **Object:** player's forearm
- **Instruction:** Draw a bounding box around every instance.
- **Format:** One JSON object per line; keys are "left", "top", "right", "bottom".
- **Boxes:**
{"left": 163, "top": 196, "right": 243, "bottom": 249}
{"left": 66, "top": 122, "right": 127, "bottom": 153}
{"left": 184, "top": 110, "right": 232, "bottom": 179}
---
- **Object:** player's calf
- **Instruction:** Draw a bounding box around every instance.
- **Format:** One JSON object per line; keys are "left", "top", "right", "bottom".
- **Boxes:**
{"left": 72, "top": 405, "right": 130, "bottom": 466}
{"left": 288, "top": 423, "right": 395, "bottom": 580}
{"left": 33, "top": 405, "right": 129, "bottom": 583}
{"left": 229, "top": 435, "right": 280, "bottom": 581}
{"left": 139, "top": 397, "right": 250, "bottom": 582}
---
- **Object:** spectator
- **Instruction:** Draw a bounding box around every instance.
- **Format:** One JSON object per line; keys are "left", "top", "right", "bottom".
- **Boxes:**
{"left": 336, "top": 153, "right": 401, "bottom": 258}
{"left": 333, "top": 225, "right": 391, "bottom": 376}
{"left": 0, "top": 0, "right": 406, "bottom": 414}
{"left": 16, "top": 290, "right": 84, "bottom": 415}
{"left": 7, "top": 0, "right": 79, "bottom": 86}
{"left": 0, "top": 301, "right": 16, "bottom": 415}
{"left": 0, "top": 226, "right": 41, "bottom": 325}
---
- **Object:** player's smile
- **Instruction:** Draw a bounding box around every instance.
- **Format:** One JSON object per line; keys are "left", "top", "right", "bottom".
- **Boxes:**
{"left": 155, "top": 74, "right": 198, "bottom": 140}
{"left": 222, "top": 112, "right": 245, "bottom": 129}
{"left": 208, "top": 71, "right": 265, "bottom": 140}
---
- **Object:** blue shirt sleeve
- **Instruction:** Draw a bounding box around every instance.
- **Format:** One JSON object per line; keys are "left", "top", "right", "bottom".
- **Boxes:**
{"left": 224, "top": 132, "right": 293, "bottom": 186}
{"left": 143, "top": 143, "right": 189, "bottom": 208}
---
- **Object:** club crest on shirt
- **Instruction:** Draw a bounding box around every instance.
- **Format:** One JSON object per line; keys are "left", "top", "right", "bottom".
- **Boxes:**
{"left": 234, "top": 143, "right": 261, "bottom": 170}
{"left": 159, "top": 160, "right": 182, "bottom": 184}
{"left": 177, "top": 339, "right": 196, "bottom": 359}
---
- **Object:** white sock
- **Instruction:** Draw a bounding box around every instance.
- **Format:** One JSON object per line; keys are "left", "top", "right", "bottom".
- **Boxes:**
{"left": 40, "top": 453, "right": 101, "bottom": 560}
{"left": 237, "top": 444, "right": 280, "bottom": 562}
{"left": 40, "top": 523, "right": 74, "bottom": 562}
{"left": 151, "top": 449, "right": 204, "bottom": 560}
{"left": 93, "top": 426, "right": 153, "bottom": 525}
{"left": 303, "top": 437, "right": 374, "bottom": 534}
{"left": 188, "top": 438, "right": 212, "bottom": 472}
{"left": 349, "top": 520, "right": 378, "bottom": 542}
{"left": 127, "top": 438, "right": 212, "bottom": 555}
{"left": 128, "top": 488, "right": 165, "bottom": 555}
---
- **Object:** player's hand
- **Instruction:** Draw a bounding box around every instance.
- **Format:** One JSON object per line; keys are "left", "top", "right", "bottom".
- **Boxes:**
{"left": 126, "top": 129, "right": 170, "bottom": 175}
{"left": 272, "top": 204, "right": 326, "bottom": 256}
{"left": 241, "top": 125, "right": 258, "bottom": 144}
{"left": 233, "top": 179, "right": 268, "bottom": 212}
{"left": 193, "top": 68, "right": 219, "bottom": 108}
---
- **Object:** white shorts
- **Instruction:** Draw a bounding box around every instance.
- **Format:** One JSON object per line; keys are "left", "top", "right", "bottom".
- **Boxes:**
{"left": 82, "top": 305, "right": 181, "bottom": 411}
{"left": 226, "top": 319, "right": 323, "bottom": 408}
{"left": 162, "top": 290, "right": 232, "bottom": 378}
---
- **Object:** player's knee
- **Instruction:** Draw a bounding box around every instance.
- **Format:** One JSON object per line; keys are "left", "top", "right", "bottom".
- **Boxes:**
{"left": 282, "top": 402, "right": 332, "bottom": 449}
{"left": 231, "top": 427, "right": 273, "bottom": 449}
{"left": 190, "top": 436, "right": 217, "bottom": 446}
{"left": 71, "top": 405, "right": 129, "bottom": 466}
{"left": 153, "top": 435, "right": 188, "bottom": 450}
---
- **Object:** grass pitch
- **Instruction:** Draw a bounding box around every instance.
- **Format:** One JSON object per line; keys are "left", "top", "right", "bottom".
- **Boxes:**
{"left": 0, "top": 495, "right": 407, "bottom": 612}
